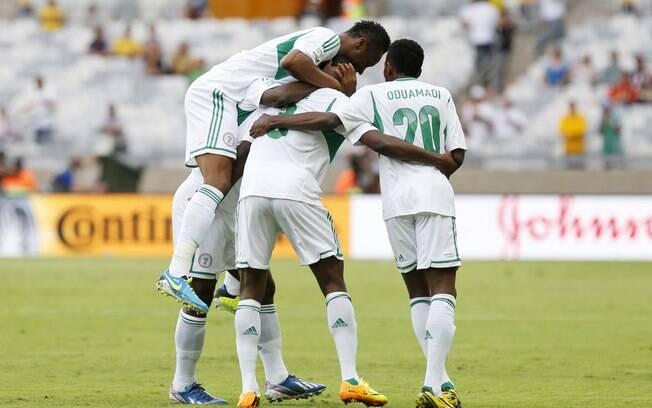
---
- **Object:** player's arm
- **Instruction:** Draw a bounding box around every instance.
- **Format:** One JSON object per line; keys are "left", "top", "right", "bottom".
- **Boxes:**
{"left": 259, "top": 82, "right": 318, "bottom": 108}
{"left": 282, "top": 50, "right": 343, "bottom": 92}
{"left": 249, "top": 111, "right": 340, "bottom": 136}
{"left": 358, "top": 130, "right": 465, "bottom": 178}
{"left": 230, "top": 139, "right": 252, "bottom": 184}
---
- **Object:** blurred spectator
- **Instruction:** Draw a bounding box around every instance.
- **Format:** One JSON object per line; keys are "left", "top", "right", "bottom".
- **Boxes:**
{"left": 621, "top": 0, "right": 639, "bottom": 15}
{"left": 608, "top": 72, "right": 640, "bottom": 105}
{"left": 536, "top": 0, "right": 566, "bottom": 55}
{"left": 1, "top": 158, "right": 38, "bottom": 195}
{"left": 519, "top": 0, "right": 536, "bottom": 19}
{"left": 462, "top": 86, "right": 495, "bottom": 150}
{"left": 143, "top": 23, "right": 164, "bottom": 75}
{"left": 544, "top": 46, "right": 570, "bottom": 87}
{"left": 494, "top": 99, "right": 527, "bottom": 139}
{"left": 113, "top": 25, "right": 142, "bottom": 58}
{"left": 573, "top": 55, "right": 597, "bottom": 86}
{"left": 171, "top": 42, "right": 197, "bottom": 75}
{"left": 600, "top": 51, "right": 622, "bottom": 85}
{"left": 186, "top": 58, "right": 207, "bottom": 83}
{"left": 0, "top": 107, "right": 19, "bottom": 146}
{"left": 52, "top": 159, "right": 77, "bottom": 192}
{"left": 99, "top": 104, "right": 127, "bottom": 156}
{"left": 599, "top": 103, "right": 623, "bottom": 169}
{"left": 88, "top": 26, "right": 108, "bottom": 55}
{"left": 185, "top": 0, "right": 208, "bottom": 19}
{"left": 52, "top": 157, "right": 105, "bottom": 192}
{"left": 459, "top": 0, "right": 500, "bottom": 89}
{"left": 38, "top": 0, "right": 65, "bottom": 32}
{"left": 27, "top": 77, "right": 56, "bottom": 144}
{"left": 495, "top": 9, "right": 516, "bottom": 92}
{"left": 335, "top": 155, "right": 362, "bottom": 195}
{"left": 16, "top": 0, "right": 34, "bottom": 17}
{"left": 631, "top": 54, "right": 650, "bottom": 90}
{"left": 559, "top": 101, "right": 587, "bottom": 169}
{"left": 0, "top": 152, "right": 10, "bottom": 194}
{"left": 85, "top": 4, "right": 100, "bottom": 27}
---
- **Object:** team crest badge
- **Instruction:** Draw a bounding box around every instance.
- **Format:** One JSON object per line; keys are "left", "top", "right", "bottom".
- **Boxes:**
{"left": 198, "top": 253, "right": 212, "bottom": 268}
{"left": 223, "top": 132, "right": 236, "bottom": 148}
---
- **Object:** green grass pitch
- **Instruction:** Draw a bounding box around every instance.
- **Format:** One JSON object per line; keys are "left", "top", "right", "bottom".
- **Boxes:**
{"left": 1, "top": 259, "right": 651, "bottom": 407}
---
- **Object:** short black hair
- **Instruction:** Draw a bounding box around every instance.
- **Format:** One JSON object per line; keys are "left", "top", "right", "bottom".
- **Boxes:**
{"left": 346, "top": 20, "right": 390, "bottom": 53}
{"left": 386, "top": 39, "right": 424, "bottom": 78}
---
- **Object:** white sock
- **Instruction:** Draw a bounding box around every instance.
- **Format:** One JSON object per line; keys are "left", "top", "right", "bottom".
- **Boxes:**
{"left": 409, "top": 297, "right": 430, "bottom": 357}
{"left": 411, "top": 297, "right": 454, "bottom": 391}
{"left": 424, "top": 294, "right": 456, "bottom": 396}
{"left": 224, "top": 272, "right": 241, "bottom": 296}
{"left": 235, "top": 299, "right": 261, "bottom": 393}
{"left": 172, "top": 311, "right": 206, "bottom": 392}
{"left": 259, "top": 304, "right": 289, "bottom": 384}
{"left": 169, "top": 184, "right": 224, "bottom": 277}
{"left": 325, "top": 292, "right": 359, "bottom": 383}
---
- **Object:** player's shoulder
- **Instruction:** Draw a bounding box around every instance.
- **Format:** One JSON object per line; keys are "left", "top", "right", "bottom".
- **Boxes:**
{"left": 296, "top": 26, "right": 337, "bottom": 40}
{"left": 299, "top": 88, "right": 347, "bottom": 110}
{"left": 309, "top": 88, "right": 349, "bottom": 100}
{"left": 412, "top": 80, "right": 454, "bottom": 101}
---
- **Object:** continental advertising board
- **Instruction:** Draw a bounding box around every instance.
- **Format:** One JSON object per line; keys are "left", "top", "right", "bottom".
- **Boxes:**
{"left": 0, "top": 194, "right": 348, "bottom": 259}
{"left": 0, "top": 194, "right": 650, "bottom": 260}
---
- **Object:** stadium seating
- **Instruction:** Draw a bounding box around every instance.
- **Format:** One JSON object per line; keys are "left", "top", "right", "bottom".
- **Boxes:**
{"left": 495, "top": 14, "right": 652, "bottom": 167}
{"left": 1, "top": 16, "right": 472, "bottom": 171}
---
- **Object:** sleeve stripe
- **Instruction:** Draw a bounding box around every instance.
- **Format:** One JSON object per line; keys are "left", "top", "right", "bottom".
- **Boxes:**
{"left": 323, "top": 42, "right": 340, "bottom": 53}
{"left": 322, "top": 34, "right": 339, "bottom": 49}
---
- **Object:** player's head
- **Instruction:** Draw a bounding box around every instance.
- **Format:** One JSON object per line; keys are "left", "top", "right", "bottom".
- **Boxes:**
{"left": 339, "top": 20, "right": 390, "bottom": 74}
{"left": 383, "top": 39, "right": 424, "bottom": 81}
{"left": 321, "top": 55, "right": 350, "bottom": 79}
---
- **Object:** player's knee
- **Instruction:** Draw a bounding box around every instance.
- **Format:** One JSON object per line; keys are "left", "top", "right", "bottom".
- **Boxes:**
{"left": 197, "top": 154, "right": 233, "bottom": 192}
{"left": 240, "top": 268, "right": 268, "bottom": 302}
{"left": 191, "top": 278, "right": 217, "bottom": 307}
{"left": 262, "top": 274, "right": 276, "bottom": 304}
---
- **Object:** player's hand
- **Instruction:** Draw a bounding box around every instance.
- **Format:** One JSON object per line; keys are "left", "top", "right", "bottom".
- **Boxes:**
{"left": 335, "top": 63, "right": 357, "bottom": 97}
{"left": 250, "top": 114, "right": 275, "bottom": 137}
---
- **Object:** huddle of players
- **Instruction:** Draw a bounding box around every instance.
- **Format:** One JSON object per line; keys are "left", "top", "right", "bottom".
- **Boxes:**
{"left": 156, "top": 20, "right": 467, "bottom": 408}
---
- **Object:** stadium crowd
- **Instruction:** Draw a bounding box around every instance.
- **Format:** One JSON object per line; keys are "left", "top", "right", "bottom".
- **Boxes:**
{"left": 0, "top": 0, "right": 651, "bottom": 193}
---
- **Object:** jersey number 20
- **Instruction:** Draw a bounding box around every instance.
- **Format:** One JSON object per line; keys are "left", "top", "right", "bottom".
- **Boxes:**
{"left": 392, "top": 105, "right": 442, "bottom": 153}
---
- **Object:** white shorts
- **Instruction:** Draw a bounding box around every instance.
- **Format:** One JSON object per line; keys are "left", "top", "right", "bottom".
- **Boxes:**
{"left": 184, "top": 83, "right": 239, "bottom": 167}
{"left": 172, "top": 170, "right": 237, "bottom": 280}
{"left": 235, "top": 196, "right": 343, "bottom": 270}
{"left": 385, "top": 213, "right": 461, "bottom": 272}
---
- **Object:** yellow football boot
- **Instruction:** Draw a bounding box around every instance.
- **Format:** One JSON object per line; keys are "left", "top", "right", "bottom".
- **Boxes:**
{"left": 415, "top": 387, "right": 456, "bottom": 408}
{"left": 441, "top": 389, "right": 462, "bottom": 408}
{"left": 339, "top": 378, "right": 388, "bottom": 406}
{"left": 237, "top": 392, "right": 260, "bottom": 408}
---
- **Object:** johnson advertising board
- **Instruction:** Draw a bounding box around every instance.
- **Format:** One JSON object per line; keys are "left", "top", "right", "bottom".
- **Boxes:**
{"left": 351, "top": 194, "right": 652, "bottom": 261}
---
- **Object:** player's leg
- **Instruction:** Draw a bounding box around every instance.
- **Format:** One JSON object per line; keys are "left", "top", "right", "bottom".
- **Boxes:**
{"left": 169, "top": 190, "right": 228, "bottom": 404}
{"left": 234, "top": 196, "right": 278, "bottom": 408}
{"left": 215, "top": 270, "right": 241, "bottom": 313}
{"left": 170, "top": 278, "right": 227, "bottom": 405}
{"left": 159, "top": 86, "right": 239, "bottom": 313}
{"left": 386, "top": 215, "right": 456, "bottom": 394}
{"left": 274, "top": 200, "right": 387, "bottom": 406}
{"left": 415, "top": 215, "right": 462, "bottom": 408}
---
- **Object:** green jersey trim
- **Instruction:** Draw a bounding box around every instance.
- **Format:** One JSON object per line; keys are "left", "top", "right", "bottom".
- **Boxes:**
{"left": 322, "top": 97, "right": 346, "bottom": 162}
{"left": 370, "top": 91, "right": 384, "bottom": 131}
{"left": 275, "top": 32, "right": 308, "bottom": 80}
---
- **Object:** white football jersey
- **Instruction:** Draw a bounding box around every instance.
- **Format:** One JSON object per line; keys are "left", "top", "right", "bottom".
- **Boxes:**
{"left": 194, "top": 27, "right": 340, "bottom": 102}
{"left": 240, "top": 88, "right": 372, "bottom": 206}
{"left": 333, "top": 78, "right": 467, "bottom": 219}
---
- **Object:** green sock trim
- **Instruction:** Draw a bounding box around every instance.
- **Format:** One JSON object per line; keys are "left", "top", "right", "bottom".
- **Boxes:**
{"left": 345, "top": 378, "right": 359, "bottom": 386}
{"left": 422, "top": 385, "right": 434, "bottom": 394}
{"left": 441, "top": 381, "right": 455, "bottom": 391}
